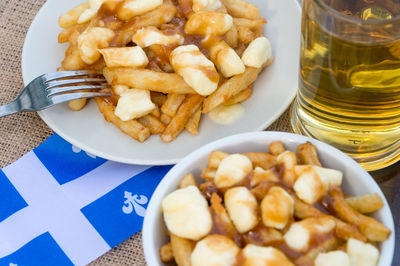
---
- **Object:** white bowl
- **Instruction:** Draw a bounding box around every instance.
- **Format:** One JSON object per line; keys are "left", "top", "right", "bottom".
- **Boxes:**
{"left": 142, "top": 132, "right": 395, "bottom": 266}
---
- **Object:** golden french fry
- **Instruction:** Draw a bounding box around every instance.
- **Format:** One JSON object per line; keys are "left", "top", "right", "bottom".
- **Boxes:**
{"left": 58, "top": 2, "right": 90, "bottom": 28}
{"left": 95, "top": 98, "right": 151, "bottom": 142}
{"left": 61, "top": 30, "right": 88, "bottom": 70}
{"left": 151, "top": 92, "right": 167, "bottom": 107}
{"left": 68, "top": 98, "right": 87, "bottom": 111}
{"left": 345, "top": 193, "right": 384, "bottom": 214}
{"left": 224, "top": 86, "right": 252, "bottom": 105}
{"left": 237, "top": 26, "right": 255, "bottom": 43}
{"left": 210, "top": 193, "right": 236, "bottom": 239}
{"left": 160, "top": 113, "right": 172, "bottom": 125}
{"left": 295, "top": 237, "right": 339, "bottom": 266}
{"left": 112, "top": 3, "right": 177, "bottom": 46}
{"left": 233, "top": 18, "right": 267, "bottom": 30}
{"left": 220, "top": 0, "right": 262, "bottom": 19}
{"left": 242, "top": 152, "right": 277, "bottom": 170}
{"left": 327, "top": 188, "right": 391, "bottom": 242}
{"left": 185, "top": 106, "right": 202, "bottom": 135}
{"left": 58, "top": 25, "right": 86, "bottom": 43}
{"left": 225, "top": 24, "right": 238, "bottom": 48}
{"left": 203, "top": 67, "right": 261, "bottom": 113}
{"left": 138, "top": 114, "right": 165, "bottom": 134}
{"left": 200, "top": 167, "right": 217, "bottom": 180}
{"left": 151, "top": 107, "right": 161, "bottom": 118}
{"left": 159, "top": 242, "right": 174, "bottom": 263}
{"left": 243, "top": 226, "right": 282, "bottom": 246}
{"left": 179, "top": 173, "right": 198, "bottom": 188}
{"left": 199, "top": 181, "right": 219, "bottom": 201}
{"left": 170, "top": 234, "right": 194, "bottom": 266}
{"left": 250, "top": 168, "right": 280, "bottom": 187}
{"left": 269, "top": 141, "right": 286, "bottom": 156}
{"left": 103, "top": 67, "right": 197, "bottom": 94}
{"left": 296, "top": 142, "right": 322, "bottom": 166}
{"left": 208, "top": 151, "right": 229, "bottom": 168}
{"left": 250, "top": 182, "right": 275, "bottom": 201}
{"left": 293, "top": 197, "right": 367, "bottom": 242}
{"left": 161, "top": 94, "right": 186, "bottom": 117}
{"left": 161, "top": 95, "right": 204, "bottom": 142}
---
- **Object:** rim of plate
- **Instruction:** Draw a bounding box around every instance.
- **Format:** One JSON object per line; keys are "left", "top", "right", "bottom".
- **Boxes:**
{"left": 21, "top": 0, "right": 301, "bottom": 165}
{"left": 143, "top": 131, "right": 395, "bottom": 266}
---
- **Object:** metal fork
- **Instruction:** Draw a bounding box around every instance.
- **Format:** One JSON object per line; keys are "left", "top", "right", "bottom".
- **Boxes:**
{"left": 0, "top": 70, "right": 111, "bottom": 118}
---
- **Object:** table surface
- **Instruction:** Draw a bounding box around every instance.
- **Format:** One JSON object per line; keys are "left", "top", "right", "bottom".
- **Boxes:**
{"left": 0, "top": 0, "right": 398, "bottom": 265}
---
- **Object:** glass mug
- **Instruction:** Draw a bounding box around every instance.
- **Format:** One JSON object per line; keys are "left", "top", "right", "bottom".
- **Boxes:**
{"left": 291, "top": 0, "right": 400, "bottom": 171}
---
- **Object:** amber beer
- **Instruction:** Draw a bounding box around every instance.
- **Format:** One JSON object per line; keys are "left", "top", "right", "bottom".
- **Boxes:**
{"left": 291, "top": 0, "right": 400, "bottom": 170}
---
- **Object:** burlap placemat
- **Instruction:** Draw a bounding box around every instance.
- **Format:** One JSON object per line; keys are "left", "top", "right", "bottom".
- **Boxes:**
{"left": 0, "top": 0, "right": 291, "bottom": 264}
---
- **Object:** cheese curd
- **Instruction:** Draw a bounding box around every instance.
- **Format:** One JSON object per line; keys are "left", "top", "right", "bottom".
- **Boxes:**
{"left": 214, "top": 154, "right": 252, "bottom": 188}
{"left": 261, "top": 186, "right": 294, "bottom": 229}
{"left": 241, "top": 37, "right": 272, "bottom": 68}
{"left": 243, "top": 245, "right": 294, "bottom": 266}
{"left": 112, "top": 85, "right": 129, "bottom": 95}
{"left": 184, "top": 11, "right": 233, "bottom": 36}
{"left": 315, "top": 251, "right": 350, "bottom": 266}
{"left": 284, "top": 217, "right": 335, "bottom": 252}
{"left": 162, "top": 186, "right": 212, "bottom": 241}
{"left": 224, "top": 187, "right": 258, "bottom": 233}
{"left": 170, "top": 45, "right": 219, "bottom": 96}
{"left": 208, "top": 104, "right": 245, "bottom": 125}
{"left": 132, "top": 26, "right": 184, "bottom": 48}
{"left": 78, "top": 27, "right": 115, "bottom": 65}
{"left": 191, "top": 235, "right": 239, "bottom": 266}
{"left": 114, "top": 89, "right": 156, "bottom": 121}
{"left": 294, "top": 165, "right": 342, "bottom": 190}
{"left": 117, "top": 0, "right": 163, "bottom": 20}
{"left": 100, "top": 47, "right": 148, "bottom": 68}
{"left": 208, "top": 39, "right": 245, "bottom": 77}
{"left": 78, "top": 0, "right": 106, "bottom": 24}
{"left": 277, "top": 151, "right": 297, "bottom": 170}
{"left": 347, "top": 238, "right": 380, "bottom": 266}
{"left": 192, "top": 0, "right": 222, "bottom": 12}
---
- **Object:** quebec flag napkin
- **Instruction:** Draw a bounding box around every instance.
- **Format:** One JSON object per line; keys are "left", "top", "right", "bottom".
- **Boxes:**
{"left": 0, "top": 134, "right": 172, "bottom": 266}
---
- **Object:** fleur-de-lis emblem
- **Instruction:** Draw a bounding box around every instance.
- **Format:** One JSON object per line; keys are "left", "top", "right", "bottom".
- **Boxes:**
{"left": 122, "top": 191, "right": 148, "bottom": 217}
{"left": 9, "top": 263, "right": 18, "bottom": 266}
{"left": 72, "top": 145, "right": 97, "bottom": 159}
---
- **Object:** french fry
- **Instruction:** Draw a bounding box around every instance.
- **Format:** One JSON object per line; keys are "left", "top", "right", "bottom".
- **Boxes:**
{"left": 103, "top": 67, "right": 197, "bottom": 94}
{"left": 224, "top": 86, "right": 253, "bottom": 105}
{"left": 61, "top": 30, "right": 88, "bottom": 70}
{"left": 199, "top": 181, "right": 219, "bottom": 201}
{"left": 203, "top": 67, "right": 261, "bottom": 113}
{"left": 208, "top": 151, "right": 229, "bottom": 168}
{"left": 159, "top": 242, "right": 174, "bottom": 263}
{"left": 160, "top": 113, "right": 172, "bottom": 125}
{"left": 138, "top": 114, "right": 165, "bottom": 134}
{"left": 161, "top": 95, "right": 204, "bottom": 142}
{"left": 179, "top": 173, "right": 198, "bottom": 188}
{"left": 220, "top": 0, "right": 262, "bottom": 19}
{"left": 151, "top": 107, "right": 161, "bottom": 118}
{"left": 58, "top": 2, "right": 90, "bottom": 28}
{"left": 250, "top": 167, "right": 280, "bottom": 187}
{"left": 296, "top": 142, "right": 322, "bottom": 166}
{"left": 295, "top": 237, "right": 340, "bottom": 266}
{"left": 345, "top": 193, "right": 384, "bottom": 214}
{"left": 161, "top": 94, "right": 186, "bottom": 117}
{"left": 112, "top": 3, "right": 177, "bottom": 46}
{"left": 243, "top": 226, "right": 283, "bottom": 246}
{"left": 185, "top": 106, "right": 202, "bottom": 135}
{"left": 233, "top": 18, "right": 267, "bottom": 30}
{"left": 58, "top": 25, "right": 86, "bottom": 43}
{"left": 250, "top": 182, "right": 275, "bottom": 201}
{"left": 294, "top": 197, "right": 367, "bottom": 242}
{"left": 225, "top": 24, "right": 238, "bottom": 48}
{"left": 210, "top": 193, "right": 236, "bottom": 239}
{"left": 327, "top": 188, "right": 391, "bottom": 242}
{"left": 242, "top": 152, "right": 277, "bottom": 170}
{"left": 269, "top": 141, "right": 286, "bottom": 156}
{"left": 95, "top": 98, "right": 151, "bottom": 142}
{"left": 200, "top": 167, "right": 217, "bottom": 180}
{"left": 237, "top": 26, "right": 255, "bottom": 44}
{"left": 68, "top": 99, "right": 87, "bottom": 111}
{"left": 170, "top": 234, "right": 194, "bottom": 266}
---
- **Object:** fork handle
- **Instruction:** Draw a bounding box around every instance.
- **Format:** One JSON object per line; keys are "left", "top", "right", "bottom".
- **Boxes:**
{"left": 0, "top": 100, "right": 21, "bottom": 118}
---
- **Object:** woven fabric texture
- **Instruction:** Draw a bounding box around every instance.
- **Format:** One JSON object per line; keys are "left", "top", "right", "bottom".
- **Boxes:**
{"left": 0, "top": 0, "right": 291, "bottom": 265}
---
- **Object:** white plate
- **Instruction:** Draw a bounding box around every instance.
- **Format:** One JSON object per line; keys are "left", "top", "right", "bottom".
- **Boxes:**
{"left": 22, "top": 0, "right": 301, "bottom": 165}
{"left": 142, "top": 132, "right": 395, "bottom": 266}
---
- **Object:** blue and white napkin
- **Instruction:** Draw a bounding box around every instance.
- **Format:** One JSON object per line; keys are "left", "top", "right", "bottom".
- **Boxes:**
{"left": 0, "top": 134, "right": 172, "bottom": 265}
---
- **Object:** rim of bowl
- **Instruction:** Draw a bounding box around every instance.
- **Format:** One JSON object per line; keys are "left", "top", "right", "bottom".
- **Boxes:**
{"left": 143, "top": 131, "right": 395, "bottom": 266}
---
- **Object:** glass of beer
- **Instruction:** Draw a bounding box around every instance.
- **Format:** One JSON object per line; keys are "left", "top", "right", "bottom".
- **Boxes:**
{"left": 291, "top": 0, "right": 400, "bottom": 171}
